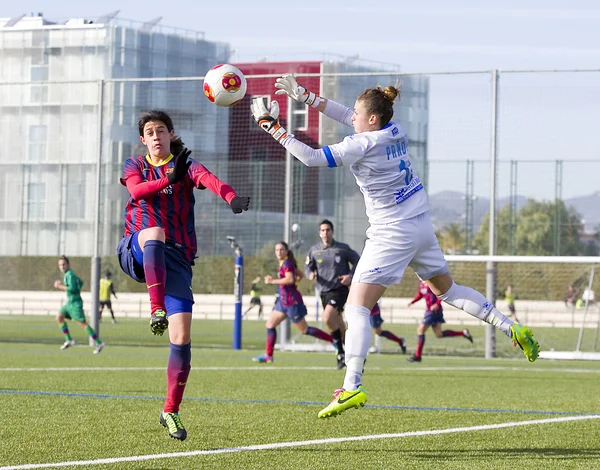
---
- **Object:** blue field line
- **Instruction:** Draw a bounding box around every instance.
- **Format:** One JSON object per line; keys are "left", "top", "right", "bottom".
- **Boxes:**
{"left": 1, "top": 389, "right": 597, "bottom": 417}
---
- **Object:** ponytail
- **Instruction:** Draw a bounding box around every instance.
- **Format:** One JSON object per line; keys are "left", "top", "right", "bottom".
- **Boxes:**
{"left": 170, "top": 135, "right": 185, "bottom": 155}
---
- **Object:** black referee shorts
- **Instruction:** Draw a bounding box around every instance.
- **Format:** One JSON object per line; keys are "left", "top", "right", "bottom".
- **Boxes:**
{"left": 320, "top": 287, "right": 349, "bottom": 313}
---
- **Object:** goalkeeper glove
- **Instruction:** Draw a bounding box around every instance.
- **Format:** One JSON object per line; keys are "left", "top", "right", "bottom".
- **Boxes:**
{"left": 274, "top": 74, "right": 323, "bottom": 108}
{"left": 230, "top": 196, "right": 250, "bottom": 214}
{"left": 167, "top": 148, "right": 192, "bottom": 185}
{"left": 251, "top": 99, "right": 288, "bottom": 142}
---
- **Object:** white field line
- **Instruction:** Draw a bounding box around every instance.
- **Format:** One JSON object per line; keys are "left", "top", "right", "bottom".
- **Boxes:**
{"left": 1, "top": 414, "right": 599, "bottom": 470}
{"left": 1, "top": 365, "right": 600, "bottom": 373}
{"left": 0, "top": 366, "right": 351, "bottom": 371}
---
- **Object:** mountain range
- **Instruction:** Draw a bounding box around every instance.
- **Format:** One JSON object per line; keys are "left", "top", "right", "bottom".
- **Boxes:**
{"left": 428, "top": 191, "right": 600, "bottom": 233}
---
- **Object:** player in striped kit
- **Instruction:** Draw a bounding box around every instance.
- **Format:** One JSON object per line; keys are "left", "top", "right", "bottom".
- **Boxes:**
{"left": 253, "top": 241, "right": 335, "bottom": 363}
{"left": 406, "top": 281, "right": 473, "bottom": 362}
{"left": 117, "top": 110, "right": 250, "bottom": 440}
{"left": 369, "top": 302, "right": 406, "bottom": 353}
{"left": 251, "top": 76, "right": 540, "bottom": 419}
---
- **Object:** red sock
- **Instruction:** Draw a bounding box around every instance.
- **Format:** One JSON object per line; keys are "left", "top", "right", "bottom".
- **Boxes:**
{"left": 381, "top": 330, "right": 404, "bottom": 345}
{"left": 416, "top": 334, "right": 425, "bottom": 358}
{"left": 164, "top": 343, "right": 191, "bottom": 413}
{"left": 143, "top": 240, "right": 166, "bottom": 314}
{"left": 306, "top": 326, "right": 334, "bottom": 343}
{"left": 442, "top": 330, "right": 463, "bottom": 337}
{"left": 266, "top": 328, "right": 276, "bottom": 356}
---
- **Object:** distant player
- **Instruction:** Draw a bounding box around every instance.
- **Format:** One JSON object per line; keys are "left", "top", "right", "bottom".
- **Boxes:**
{"left": 99, "top": 271, "right": 118, "bottom": 323}
{"left": 54, "top": 255, "right": 105, "bottom": 354}
{"left": 117, "top": 110, "right": 250, "bottom": 440}
{"left": 243, "top": 275, "right": 263, "bottom": 319}
{"left": 253, "top": 241, "right": 335, "bottom": 363}
{"left": 406, "top": 281, "right": 473, "bottom": 362}
{"left": 305, "top": 219, "right": 360, "bottom": 369}
{"left": 369, "top": 302, "right": 406, "bottom": 353}
{"left": 504, "top": 284, "right": 518, "bottom": 322}
{"left": 252, "top": 75, "right": 539, "bottom": 419}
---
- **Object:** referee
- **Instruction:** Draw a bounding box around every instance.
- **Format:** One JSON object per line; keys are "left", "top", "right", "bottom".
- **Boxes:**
{"left": 305, "top": 220, "right": 360, "bottom": 369}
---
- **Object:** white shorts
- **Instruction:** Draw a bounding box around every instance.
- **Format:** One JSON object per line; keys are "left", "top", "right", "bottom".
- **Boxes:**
{"left": 353, "top": 212, "right": 449, "bottom": 286}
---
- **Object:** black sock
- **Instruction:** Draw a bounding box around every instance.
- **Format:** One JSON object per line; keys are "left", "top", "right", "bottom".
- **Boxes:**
{"left": 331, "top": 329, "right": 344, "bottom": 354}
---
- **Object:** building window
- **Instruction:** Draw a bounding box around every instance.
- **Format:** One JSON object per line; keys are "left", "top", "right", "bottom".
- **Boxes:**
{"left": 27, "top": 183, "right": 46, "bottom": 219}
{"left": 292, "top": 99, "right": 307, "bottom": 131}
{"left": 28, "top": 125, "right": 47, "bottom": 162}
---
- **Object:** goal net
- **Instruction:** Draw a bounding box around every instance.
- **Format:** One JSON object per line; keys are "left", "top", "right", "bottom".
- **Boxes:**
{"left": 280, "top": 255, "right": 600, "bottom": 360}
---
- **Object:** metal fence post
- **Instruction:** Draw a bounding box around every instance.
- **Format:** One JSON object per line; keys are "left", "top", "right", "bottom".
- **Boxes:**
{"left": 485, "top": 70, "right": 499, "bottom": 359}
{"left": 90, "top": 79, "right": 104, "bottom": 345}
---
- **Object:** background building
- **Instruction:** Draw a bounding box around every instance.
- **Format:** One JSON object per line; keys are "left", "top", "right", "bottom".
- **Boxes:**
{"left": 0, "top": 13, "right": 230, "bottom": 256}
{"left": 0, "top": 15, "right": 429, "bottom": 258}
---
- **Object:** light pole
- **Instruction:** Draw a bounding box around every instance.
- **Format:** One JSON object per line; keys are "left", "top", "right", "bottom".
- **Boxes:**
{"left": 227, "top": 236, "right": 243, "bottom": 350}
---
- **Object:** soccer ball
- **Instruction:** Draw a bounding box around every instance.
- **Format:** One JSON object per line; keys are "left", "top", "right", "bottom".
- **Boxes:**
{"left": 203, "top": 64, "right": 247, "bottom": 107}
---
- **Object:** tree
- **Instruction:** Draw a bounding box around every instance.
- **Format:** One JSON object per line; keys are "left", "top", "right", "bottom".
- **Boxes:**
{"left": 473, "top": 204, "right": 513, "bottom": 255}
{"left": 473, "top": 199, "right": 584, "bottom": 256}
{"left": 437, "top": 223, "right": 465, "bottom": 254}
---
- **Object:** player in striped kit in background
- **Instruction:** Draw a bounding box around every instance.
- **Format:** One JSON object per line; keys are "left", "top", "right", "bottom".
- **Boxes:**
{"left": 253, "top": 241, "right": 336, "bottom": 364}
{"left": 406, "top": 281, "right": 473, "bottom": 362}
{"left": 252, "top": 75, "right": 540, "bottom": 419}
{"left": 369, "top": 302, "right": 406, "bottom": 353}
{"left": 117, "top": 110, "right": 250, "bottom": 440}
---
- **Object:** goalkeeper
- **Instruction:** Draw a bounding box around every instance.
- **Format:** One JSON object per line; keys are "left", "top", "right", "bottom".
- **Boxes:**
{"left": 251, "top": 75, "right": 540, "bottom": 420}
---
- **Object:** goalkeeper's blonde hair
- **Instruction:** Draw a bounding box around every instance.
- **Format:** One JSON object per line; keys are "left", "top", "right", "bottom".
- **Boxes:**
{"left": 357, "top": 82, "right": 402, "bottom": 128}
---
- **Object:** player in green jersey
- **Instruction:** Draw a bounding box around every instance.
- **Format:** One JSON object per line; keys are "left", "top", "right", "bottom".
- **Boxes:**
{"left": 54, "top": 256, "right": 105, "bottom": 354}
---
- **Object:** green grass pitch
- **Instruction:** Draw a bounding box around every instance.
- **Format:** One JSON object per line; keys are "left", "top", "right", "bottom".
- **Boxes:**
{"left": 1, "top": 318, "right": 599, "bottom": 469}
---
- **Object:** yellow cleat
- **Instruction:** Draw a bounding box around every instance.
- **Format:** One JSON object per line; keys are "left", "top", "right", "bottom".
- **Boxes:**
{"left": 511, "top": 324, "right": 540, "bottom": 362}
{"left": 317, "top": 387, "right": 367, "bottom": 419}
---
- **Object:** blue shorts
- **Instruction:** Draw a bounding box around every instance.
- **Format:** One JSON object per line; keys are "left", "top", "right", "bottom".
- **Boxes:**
{"left": 273, "top": 300, "right": 307, "bottom": 323}
{"left": 370, "top": 313, "right": 384, "bottom": 329}
{"left": 422, "top": 311, "right": 445, "bottom": 326}
{"left": 117, "top": 232, "right": 194, "bottom": 315}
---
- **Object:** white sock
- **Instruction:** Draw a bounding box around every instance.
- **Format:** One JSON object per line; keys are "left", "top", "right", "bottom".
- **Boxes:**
{"left": 342, "top": 304, "right": 372, "bottom": 391}
{"left": 438, "top": 282, "right": 513, "bottom": 338}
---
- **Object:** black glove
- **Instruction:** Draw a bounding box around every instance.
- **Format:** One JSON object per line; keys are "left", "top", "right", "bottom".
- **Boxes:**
{"left": 167, "top": 148, "right": 192, "bottom": 184}
{"left": 150, "top": 310, "right": 169, "bottom": 336}
{"left": 230, "top": 196, "right": 250, "bottom": 214}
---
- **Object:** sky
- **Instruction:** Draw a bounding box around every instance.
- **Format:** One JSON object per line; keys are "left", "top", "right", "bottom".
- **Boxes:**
{"left": 4, "top": 0, "right": 600, "bottom": 200}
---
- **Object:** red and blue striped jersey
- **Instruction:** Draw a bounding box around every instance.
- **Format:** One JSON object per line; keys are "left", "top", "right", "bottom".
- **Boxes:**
{"left": 411, "top": 281, "right": 443, "bottom": 313}
{"left": 278, "top": 259, "right": 304, "bottom": 307}
{"left": 120, "top": 154, "right": 237, "bottom": 262}
{"left": 370, "top": 302, "right": 380, "bottom": 317}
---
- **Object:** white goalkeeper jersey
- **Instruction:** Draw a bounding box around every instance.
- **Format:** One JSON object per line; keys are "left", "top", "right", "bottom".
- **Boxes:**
{"left": 322, "top": 123, "right": 428, "bottom": 226}
{"left": 280, "top": 99, "right": 429, "bottom": 225}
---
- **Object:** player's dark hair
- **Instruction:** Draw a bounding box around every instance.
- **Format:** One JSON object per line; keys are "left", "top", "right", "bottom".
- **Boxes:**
{"left": 277, "top": 241, "right": 297, "bottom": 268}
{"left": 138, "top": 110, "right": 185, "bottom": 155}
{"left": 319, "top": 219, "right": 334, "bottom": 231}
{"left": 105, "top": 271, "right": 112, "bottom": 278}
{"left": 58, "top": 255, "right": 70, "bottom": 265}
{"left": 357, "top": 84, "right": 401, "bottom": 128}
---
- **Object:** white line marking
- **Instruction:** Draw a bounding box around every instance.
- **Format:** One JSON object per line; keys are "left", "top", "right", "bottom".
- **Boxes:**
{"left": 392, "top": 366, "right": 600, "bottom": 374}
{"left": 1, "top": 414, "right": 598, "bottom": 469}
{"left": 1, "top": 365, "right": 598, "bottom": 373}
{"left": 0, "top": 366, "right": 351, "bottom": 372}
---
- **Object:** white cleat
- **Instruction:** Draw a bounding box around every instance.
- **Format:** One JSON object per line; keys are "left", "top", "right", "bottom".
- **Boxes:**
{"left": 93, "top": 342, "right": 106, "bottom": 354}
{"left": 60, "top": 339, "right": 75, "bottom": 350}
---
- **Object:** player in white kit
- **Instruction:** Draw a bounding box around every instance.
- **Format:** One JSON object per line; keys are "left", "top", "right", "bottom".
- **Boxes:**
{"left": 251, "top": 75, "right": 540, "bottom": 419}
